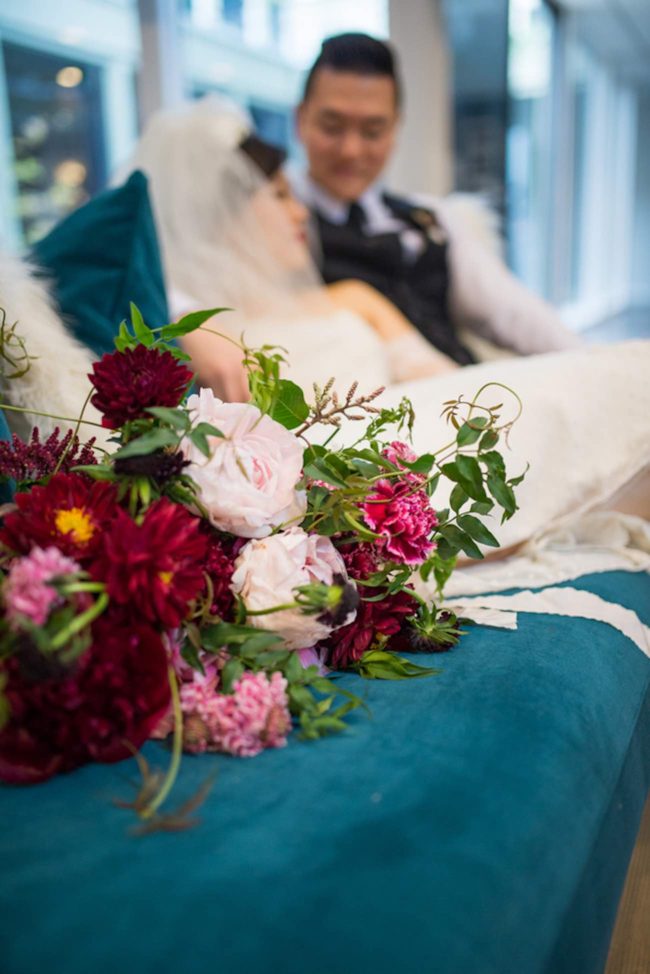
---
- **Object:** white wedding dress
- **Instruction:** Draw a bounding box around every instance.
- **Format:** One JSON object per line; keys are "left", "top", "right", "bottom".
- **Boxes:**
{"left": 238, "top": 308, "right": 650, "bottom": 554}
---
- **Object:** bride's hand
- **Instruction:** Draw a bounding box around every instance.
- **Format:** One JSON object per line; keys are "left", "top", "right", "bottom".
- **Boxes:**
{"left": 180, "top": 330, "right": 250, "bottom": 402}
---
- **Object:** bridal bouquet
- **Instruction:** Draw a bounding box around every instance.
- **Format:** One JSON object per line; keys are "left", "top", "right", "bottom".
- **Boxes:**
{"left": 0, "top": 307, "right": 523, "bottom": 825}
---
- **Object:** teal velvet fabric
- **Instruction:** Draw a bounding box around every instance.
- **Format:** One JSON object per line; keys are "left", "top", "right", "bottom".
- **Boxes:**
{"left": 1, "top": 570, "right": 648, "bottom": 974}
{"left": 31, "top": 171, "right": 169, "bottom": 359}
{"left": 0, "top": 408, "right": 13, "bottom": 503}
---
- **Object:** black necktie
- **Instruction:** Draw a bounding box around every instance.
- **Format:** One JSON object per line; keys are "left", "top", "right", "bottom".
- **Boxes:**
{"left": 346, "top": 202, "right": 366, "bottom": 232}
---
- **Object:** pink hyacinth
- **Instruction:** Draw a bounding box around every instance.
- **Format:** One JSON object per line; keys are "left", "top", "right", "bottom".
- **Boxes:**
{"left": 361, "top": 478, "right": 438, "bottom": 567}
{"left": 210, "top": 671, "right": 291, "bottom": 757}
{"left": 153, "top": 669, "right": 291, "bottom": 757}
{"left": 3, "top": 546, "right": 81, "bottom": 627}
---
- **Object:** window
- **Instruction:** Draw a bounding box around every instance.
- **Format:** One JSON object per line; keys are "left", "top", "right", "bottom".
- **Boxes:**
{"left": 506, "top": 0, "right": 555, "bottom": 297}
{"left": 2, "top": 40, "right": 106, "bottom": 245}
{"left": 222, "top": 0, "right": 244, "bottom": 30}
{"left": 249, "top": 102, "right": 291, "bottom": 149}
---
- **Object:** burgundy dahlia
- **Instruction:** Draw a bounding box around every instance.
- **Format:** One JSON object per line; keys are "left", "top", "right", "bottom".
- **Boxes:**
{"left": 201, "top": 528, "right": 237, "bottom": 618}
{"left": 0, "top": 617, "right": 170, "bottom": 784}
{"left": 323, "top": 542, "right": 417, "bottom": 669}
{"left": 89, "top": 345, "right": 193, "bottom": 429}
{"left": 0, "top": 472, "right": 118, "bottom": 561}
{"left": 361, "top": 477, "right": 438, "bottom": 567}
{"left": 325, "top": 588, "right": 417, "bottom": 669}
{"left": 91, "top": 498, "right": 208, "bottom": 629}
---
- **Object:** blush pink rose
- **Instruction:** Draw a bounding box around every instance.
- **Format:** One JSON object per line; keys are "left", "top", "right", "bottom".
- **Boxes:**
{"left": 182, "top": 389, "right": 306, "bottom": 539}
{"left": 230, "top": 527, "right": 357, "bottom": 650}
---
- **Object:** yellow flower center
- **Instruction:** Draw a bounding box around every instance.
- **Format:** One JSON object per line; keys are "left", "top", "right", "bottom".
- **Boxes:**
{"left": 158, "top": 570, "right": 174, "bottom": 586}
{"left": 54, "top": 506, "right": 95, "bottom": 544}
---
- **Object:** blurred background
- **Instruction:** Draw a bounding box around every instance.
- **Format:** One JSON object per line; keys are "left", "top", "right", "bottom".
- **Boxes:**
{"left": 0, "top": 0, "right": 648, "bottom": 339}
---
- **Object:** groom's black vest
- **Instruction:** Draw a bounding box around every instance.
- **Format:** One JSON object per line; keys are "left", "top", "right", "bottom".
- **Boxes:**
{"left": 314, "top": 193, "right": 475, "bottom": 365}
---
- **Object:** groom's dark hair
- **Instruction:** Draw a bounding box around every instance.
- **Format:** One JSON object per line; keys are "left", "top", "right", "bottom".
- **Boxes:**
{"left": 302, "top": 33, "right": 402, "bottom": 108}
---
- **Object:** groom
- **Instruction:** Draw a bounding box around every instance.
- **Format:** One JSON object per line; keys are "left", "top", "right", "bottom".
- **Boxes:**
{"left": 291, "top": 32, "right": 579, "bottom": 363}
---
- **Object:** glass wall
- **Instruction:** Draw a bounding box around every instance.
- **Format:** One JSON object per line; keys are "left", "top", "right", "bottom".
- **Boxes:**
{"left": 2, "top": 40, "right": 106, "bottom": 244}
{"left": 179, "top": 0, "right": 389, "bottom": 155}
{"left": 506, "top": 0, "right": 554, "bottom": 297}
{"left": 0, "top": 0, "right": 140, "bottom": 248}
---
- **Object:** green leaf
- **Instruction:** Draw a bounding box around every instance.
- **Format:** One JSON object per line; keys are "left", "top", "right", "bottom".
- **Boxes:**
{"left": 200, "top": 622, "right": 283, "bottom": 653}
{"left": 113, "top": 428, "right": 179, "bottom": 460}
{"left": 145, "top": 406, "right": 191, "bottom": 430}
{"left": 355, "top": 650, "right": 439, "bottom": 680}
{"left": 180, "top": 640, "right": 205, "bottom": 675}
{"left": 480, "top": 450, "right": 506, "bottom": 479}
{"left": 130, "top": 303, "right": 155, "bottom": 347}
{"left": 188, "top": 421, "right": 224, "bottom": 458}
{"left": 220, "top": 658, "right": 245, "bottom": 693}
{"left": 456, "top": 417, "right": 487, "bottom": 447}
{"left": 450, "top": 483, "right": 468, "bottom": 513}
{"left": 399, "top": 452, "right": 436, "bottom": 475}
{"left": 71, "top": 464, "right": 117, "bottom": 481}
{"left": 441, "top": 455, "right": 487, "bottom": 502}
{"left": 456, "top": 514, "right": 500, "bottom": 547}
{"left": 437, "top": 523, "right": 484, "bottom": 559}
{"left": 470, "top": 500, "right": 494, "bottom": 515}
{"left": 268, "top": 379, "right": 310, "bottom": 430}
{"left": 487, "top": 475, "right": 517, "bottom": 519}
{"left": 114, "top": 319, "right": 135, "bottom": 352}
{"left": 508, "top": 464, "right": 529, "bottom": 487}
{"left": 160, "top": 308, "right": 231, "bottom": 340}
{"left": 479, "top": 429, "right": 499, "bottom": 451}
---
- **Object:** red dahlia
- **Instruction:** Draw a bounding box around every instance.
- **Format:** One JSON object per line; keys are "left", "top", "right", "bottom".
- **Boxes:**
{"left": 322, "top": 543, "right": 417, "bottom": 669}
{"left": 0, "top": 617, "right": 170, "bottom": 784}
{"left": 91, "top": 498, "right": 208, "bottom": 628}
{"left": 201, "top": 528, "right": 237, "bottom": 618}
{"left": 0, "top": 472, "right": 118, "bottom": 561}
{"left": 89, "top": 345, "right": 193, "bottom": 429}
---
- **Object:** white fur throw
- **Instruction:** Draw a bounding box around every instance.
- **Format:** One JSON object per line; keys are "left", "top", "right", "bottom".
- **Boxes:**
{"left": 0, "top": 252, "right": 109, "bottom": 449}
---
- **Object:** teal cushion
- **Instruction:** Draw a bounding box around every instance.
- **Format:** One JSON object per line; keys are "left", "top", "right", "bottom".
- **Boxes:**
{"left": 0, "top": 570, "right": 648, "bottom": 974}
{"left": 0, "top": 408, "right": 13, "bottom": 502}
{"left": 31, "top": 171, "right": 169, "bottom": 359}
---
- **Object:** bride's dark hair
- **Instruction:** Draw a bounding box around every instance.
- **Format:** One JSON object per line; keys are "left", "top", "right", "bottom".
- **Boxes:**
{"left": 238, "top": 135, "right": 286, "bottom": 179}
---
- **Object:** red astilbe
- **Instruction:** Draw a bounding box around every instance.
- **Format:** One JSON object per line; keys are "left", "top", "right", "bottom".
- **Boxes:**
{"left": 0, "top": 617, "right": 170, "bottom": 784}
{"left": 0, "top": 427, "right": 97, "bottom": 486}
{"left": 0, "top": 472, "right": 118, "bottom": 561}
{"left": 323, "top": 544, "right": 417, "bottom": 669}
{"left": 89, "top": 345, "right": 193, "bottom": 429}
{"left": 91, "top": 498, "right": 208, "bottom": 629}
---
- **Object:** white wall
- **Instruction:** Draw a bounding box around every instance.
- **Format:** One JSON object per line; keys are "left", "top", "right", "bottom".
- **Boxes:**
{"left": 387, "top": 0, "right": 452, "bottom": 197}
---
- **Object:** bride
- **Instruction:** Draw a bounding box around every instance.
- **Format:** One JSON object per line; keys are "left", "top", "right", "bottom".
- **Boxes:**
{"left": 127, "top": 98, "right": 650, "bottom": 555}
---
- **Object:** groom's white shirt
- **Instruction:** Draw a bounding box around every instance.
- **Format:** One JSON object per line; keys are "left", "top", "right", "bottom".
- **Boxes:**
{"left": 289, "top": 168, "right": 581, "bottom": 357}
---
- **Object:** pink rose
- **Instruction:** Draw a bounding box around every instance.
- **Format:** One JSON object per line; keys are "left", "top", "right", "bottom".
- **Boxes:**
{"left": 182, "top": 389, "right": 306, "bottom": 539}
{"left": 230, "top": 527, "right": 357, "bottom": 650}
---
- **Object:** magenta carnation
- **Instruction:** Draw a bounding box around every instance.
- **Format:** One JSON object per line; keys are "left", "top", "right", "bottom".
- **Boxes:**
{"left": 3, "top": 547, "right": 81, "bottom": 627}
{"left": 89, "top": 345, "right": 193, "bottom": 429}
{"left": 361, "top": 478, "right": 438, "bottom": 566}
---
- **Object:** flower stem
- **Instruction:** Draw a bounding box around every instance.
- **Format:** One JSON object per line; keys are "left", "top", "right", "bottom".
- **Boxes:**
{"left": 50, "top": 592, "right": 109, "bottom": 650}
{"left": 139, "top": 666, "right": 183, "bottom": 820}
{"left": 0, "top": 401, "right": 105, "bottom": 428}
{"left": 53, "top": 387, "right": 96, "bottom": 475}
